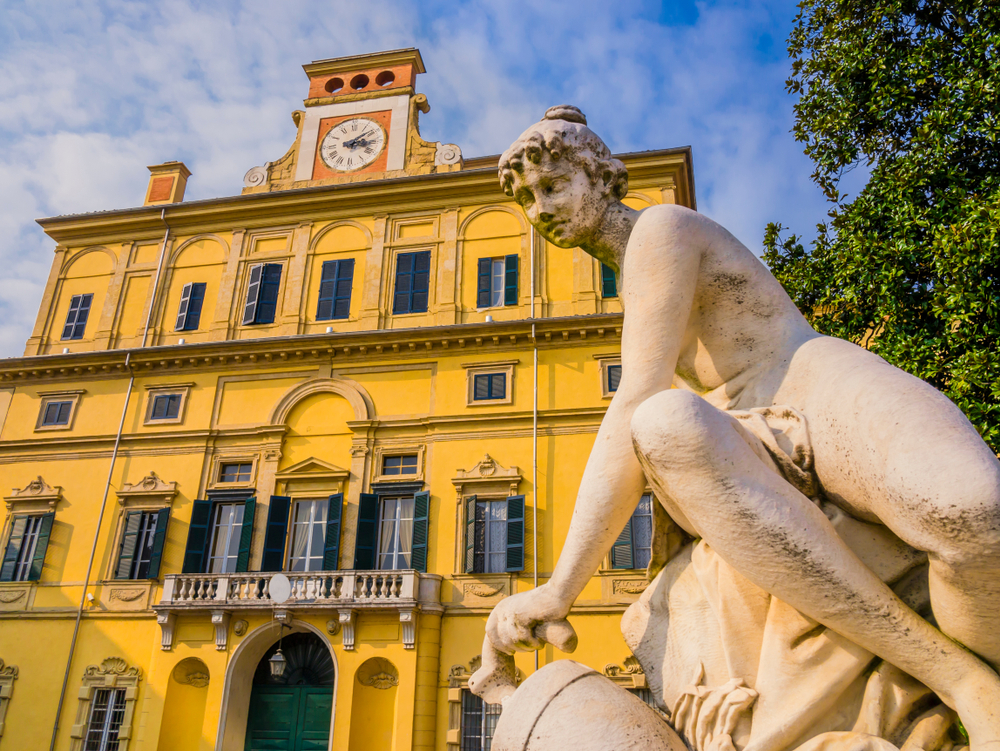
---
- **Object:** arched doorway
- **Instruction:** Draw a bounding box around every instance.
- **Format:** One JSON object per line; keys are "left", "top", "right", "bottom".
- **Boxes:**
{"left": 244, "top": 632, "right": 335, "bottom": 750}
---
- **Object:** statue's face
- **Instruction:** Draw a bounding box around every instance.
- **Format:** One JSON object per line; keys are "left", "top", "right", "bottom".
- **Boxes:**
{"left": 511, "top": 153, "right": 608, "bottom": 248}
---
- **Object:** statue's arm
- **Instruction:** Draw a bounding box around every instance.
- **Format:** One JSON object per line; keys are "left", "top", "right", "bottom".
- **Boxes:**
{"left": 544, "top": 220, "right": 702, "bottom": 613}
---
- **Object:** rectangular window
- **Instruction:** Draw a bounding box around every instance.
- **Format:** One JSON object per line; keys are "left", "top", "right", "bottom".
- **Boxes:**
{"left": 84, "top": 687, "right": 126, "bottom": 751}
{"left": 288, "top": 499, "right": 329, "bottom": 572}
{"left": 219, "top": 463, "right": 253, "bottom": 483}
{"left": 207, "top": 503, "right": 245, "bottom": 574}
{"left": 471, "top": 499, "right": 508, "bottom": 574}
{"left": 382, "top": 455, "right": 418, "bottom": 476}
{"left": 472, "top": 373, "right": 506, "bottom": 401}
{"left": 241, "top": 263, "right": 282, "bottom": 325}
{"left": 115, "top": 510, "right": 165, "bottom": 580}
{"left": 601, "top": 263, "right": 618, "bottom": 298}
{"left": 316, "top": 259, "right": 355, "bottom": 321}
{"left": 4, "top": 516, "right": 42, "bottom": 582}
{"left": 149, "top": 393, "right": 181, "bottom": 421}
{"left": 611, "top": 493, "right": 654, "bottom": 570}
{"left": 62, "top": 293, "right": 93, "bottom": 340}
{"left": 477, "top": 255, "right": 518, "bottom": 308}
{"left": 42, "top": 400, "right": 73, "bottom": 426}
{"left": 392, "top": 251, "right": 431, "bottom": 315}
{"left": 607, "top": 364, "right": 622, "bottom": 393}
{"left": 377, "top": 496, "right": 415, "bottom": 570}
{"left": 461, "top": 689, "right": 502, "bottom": 751}
{"left": 175, "top": 282, "right": 206, "bottom": 331}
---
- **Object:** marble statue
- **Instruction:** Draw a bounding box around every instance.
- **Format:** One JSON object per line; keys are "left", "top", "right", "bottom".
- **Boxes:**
{"left": 469, "top": 105, "right": 1000, "bottom": 751}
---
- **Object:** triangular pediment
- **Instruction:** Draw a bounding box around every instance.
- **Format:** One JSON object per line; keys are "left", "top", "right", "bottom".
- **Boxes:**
{"left": 275, "top": 457, "right": 351, "bottom": 482}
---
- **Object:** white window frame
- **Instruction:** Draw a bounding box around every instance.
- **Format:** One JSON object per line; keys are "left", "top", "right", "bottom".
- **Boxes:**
{"left": 594, "top": 354, "right": 622, "bottom": 399}
{"left": 35, "top": 389, "right": 85, "bottom": 432}
{"left": 371, "top": 445, "right": 425, "bottom": 484}
{"left": 287, "top": 498, "right": 329, "bottom": 572}
{"left": 376, "top": 495, "right": 415, "bottom": 571}
{"left": 471, "top": 497, "right": 508, "bottom": 575}
{"left": 143, "top": 383, "right": 192, "bottom": 426}
{"left": 463, "top": 360, "right": 517, "bottom": 407}
{"left": 207, "top": 503, "right": 245, "bottom": 574}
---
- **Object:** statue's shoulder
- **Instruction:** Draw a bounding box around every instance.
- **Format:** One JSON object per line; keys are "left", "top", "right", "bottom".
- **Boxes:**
{"left": 629, "top": 204, "right": 711, "bottom": 260}
{"left": 635, "top": 202, "right": 705, "bottom": 231}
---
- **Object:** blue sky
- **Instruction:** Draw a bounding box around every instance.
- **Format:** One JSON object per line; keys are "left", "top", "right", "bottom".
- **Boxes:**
{"left": 0, "top": 0, "right": 848, "bottom": 357}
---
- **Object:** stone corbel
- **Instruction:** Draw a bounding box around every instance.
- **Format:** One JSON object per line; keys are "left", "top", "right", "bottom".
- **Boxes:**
{"left": 156, "top": 611, "right": 176, "bottom": 651}
{"left": 400, "top": 609, "right": 416, "bottom": 649}
{"left": 274, "top": 609, "right": 292, "bottom": 625}
{"left": 339, "top": 609, "right": 356, "bottom": 651}
{"left": 211, "top": 611, "right": 231, "bottom": 651}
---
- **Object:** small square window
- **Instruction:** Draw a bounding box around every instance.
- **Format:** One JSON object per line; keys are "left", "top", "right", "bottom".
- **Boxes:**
{"left": 473, "top": 373, "right": 506, "bottom": 401}
{"left": 382, "top": 455, "right": 418, "bottom": 476}
{"left": 150, "top": 394, "right": 181, "bottom": 420}
{"left": 607, "top": 364, "right": 622, "bottom": 393}
{"left": 42, "top": 400, "right": 72, "bottom": 426}
{"left": 219, "top": 463, "right": 253, "bottom": 483}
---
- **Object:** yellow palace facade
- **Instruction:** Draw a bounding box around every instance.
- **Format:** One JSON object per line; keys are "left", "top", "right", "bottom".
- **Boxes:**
{"left": 0, "top": 49, "right": 695, "bottom": 751}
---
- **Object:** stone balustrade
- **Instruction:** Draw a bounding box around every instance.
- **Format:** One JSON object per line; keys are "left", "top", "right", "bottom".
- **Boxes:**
{"left": 153, "top": 570, "right": 441, "bottom": 652}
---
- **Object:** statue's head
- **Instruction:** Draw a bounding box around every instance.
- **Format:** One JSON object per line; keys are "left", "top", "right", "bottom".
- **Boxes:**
{"left": 500, "top": 106, "right": 628, "bottom": 248}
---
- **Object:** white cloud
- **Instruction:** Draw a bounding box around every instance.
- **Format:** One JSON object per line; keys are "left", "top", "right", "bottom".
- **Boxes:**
{"left": 0, "top": 0, "right": 833, "bottom": 357}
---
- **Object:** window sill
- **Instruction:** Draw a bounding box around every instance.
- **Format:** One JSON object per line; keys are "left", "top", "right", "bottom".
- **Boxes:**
{"left": 449, "top": 572, "right": 517, "bottom": 608}
{"left": 390, "top": 310, "right": 430, "bottom": 318}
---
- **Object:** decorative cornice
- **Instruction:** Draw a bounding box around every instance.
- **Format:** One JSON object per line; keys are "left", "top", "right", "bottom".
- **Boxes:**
{"left": 117, "top": 471, "right": 177, "bottom": 504}
{"left": 5, "top": 476, "right": 62, "bottom": 508}
{"left": 84, "top": 657, "right": 142, "bottom": 680}
{"left": 0, "top": 314, "right": 622, "bottom": 386}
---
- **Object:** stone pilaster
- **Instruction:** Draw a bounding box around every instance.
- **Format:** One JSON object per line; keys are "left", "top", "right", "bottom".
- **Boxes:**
{"left": 412, "top": 611, "right": 442, "bottom": 751}
{"left": 358, "top": 216, "right": 388, "bottom": 329}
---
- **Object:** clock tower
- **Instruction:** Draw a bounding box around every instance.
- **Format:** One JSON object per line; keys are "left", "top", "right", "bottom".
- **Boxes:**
{"left": 243, "top": 48, "right": 463, "bottom": 193}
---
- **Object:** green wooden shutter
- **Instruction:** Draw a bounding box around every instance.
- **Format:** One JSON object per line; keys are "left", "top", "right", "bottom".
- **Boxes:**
{"left": 175, "top": 283, "right": 192, "bottom": 331}
{"left": 353, "top": 493, "right": 379, "bottom": 570}
{"left": 242, "top": 264, "right": 263, "bottom": 324}
{"left": 146, "top": 508, "right": 170, "bottom": 579}
{"left": 27, "top": 512, "right": 54, "bottom": 581}
{"left": 611, "top": 519, "right": 634, "bottom": 569}
{"left": 115, "top": 511, "right": 144, "bottom": 579}
{"left": 235, "top": 497, "right": 257, "bottom": 573}
{"left": 182, "top": 500, "right": 213, "bottom": 574}
{"left": 504, "top": 254, "right": 519, "bottom": 306}
{"left": 322, "top": 494, "right": 344, "bottom": 571}
{"left": 0, "top": 517, "right": 28, "bottom": 582}
{"left": 261, "top": 496, "right": 291, "bottom": 572}
{"left": 601, "top": 263, "right": 618, "bottom": 298}
{"left": 506, "top": 495, "right": 525, "bottom": 572}
{"left": 410, "top": 491, "right": 430, "bottom": 573}
{"left": 464, "top": 495, "right": 477, "bottom": 574}
{"left": 477, "top": 258, "right": 491, "bottom": 308}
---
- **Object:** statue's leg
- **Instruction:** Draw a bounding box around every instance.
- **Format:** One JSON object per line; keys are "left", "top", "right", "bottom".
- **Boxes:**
{"left": 630, "top": 389, "right": 1000, "bottom": 748}
{"left": 806, "top": 371, "right": 1000, "bottom": 673}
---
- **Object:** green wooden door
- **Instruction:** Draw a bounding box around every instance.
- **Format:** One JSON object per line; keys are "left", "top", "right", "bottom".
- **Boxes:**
{"left": 245, "top": 685, "right": 332, "bottom": 751}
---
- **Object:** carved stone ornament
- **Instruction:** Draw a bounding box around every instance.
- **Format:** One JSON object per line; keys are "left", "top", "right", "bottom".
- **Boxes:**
{"left": 435, "top": 142, "right": 463, "bottom": 166}
{"left": 611, "top": 579, "right": 648, "bottom": 595}
{"left": 464, "top": 582, "right": 503, "bottom": 598}
{"left": 603, "top": 655, "right": 643, "bottom": 678}
{"left": 116, "top": 471, "right": 177, "bottom": 505}
{"left": 357, "top": 657, "right": 399, "bottom": 690}
{"left": 0, "top": 590, "right": 26, "bottom": 604}
{"left": 326, "top": 619, "right": 341, "bottom": 636}
{"left": 172, "top": 658, "right": 210, "bottom": 688}
{"left": 85, "top": 657, "right": 142, "bottom": 680}
{"left": 243, "top": 165, "right": 269, "bottom": 188}
{"left": 0, "top": 659, "right": 18, "bottom": 679}
{"left": 233, "top": 620, "right": 249, "bottom": 637}
{"left": 109, "top": 588, "right": 145, "bottom": 603}
{"left": 5, "top": 475, "right": 62, "bottom": 508}
{"left": 452, "top": 454, "right": 522, "bottom": 498}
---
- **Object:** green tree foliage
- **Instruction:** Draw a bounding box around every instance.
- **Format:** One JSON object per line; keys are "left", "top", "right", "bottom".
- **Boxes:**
{"left": 764, "top": 0, "right": 1000, "bottom": 451}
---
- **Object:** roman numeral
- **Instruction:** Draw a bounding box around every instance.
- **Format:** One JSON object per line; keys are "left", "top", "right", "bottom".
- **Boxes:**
{"left": 352, "top": 122, "right": 358, "bottom": 131}
{"left": 364, "top": 147, "right": 374, "bottom": 155}
{"left": 348, "top": 157, "right": 354, "bottom": 166}
{"left": 336, "top": 157, "right": 344, "bottom": 165}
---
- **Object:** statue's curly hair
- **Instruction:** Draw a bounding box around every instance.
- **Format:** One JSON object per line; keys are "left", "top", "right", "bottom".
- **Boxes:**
{"left": 499, "top": 105, "right": 629, "bottom": 200}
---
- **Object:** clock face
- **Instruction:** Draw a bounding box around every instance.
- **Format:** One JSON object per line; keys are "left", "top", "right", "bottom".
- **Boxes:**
{"left": 319, "top": 117, "right": 386, "bottom": 172}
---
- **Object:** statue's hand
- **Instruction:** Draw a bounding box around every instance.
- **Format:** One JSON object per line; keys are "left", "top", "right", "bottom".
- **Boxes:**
{"left": 485, "top": 584, "right": 578, "bottom": 655}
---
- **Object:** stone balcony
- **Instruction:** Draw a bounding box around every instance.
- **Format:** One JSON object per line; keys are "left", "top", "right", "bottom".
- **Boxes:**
{"left": 154, "top": 570, "right": 441, "bottom": 652}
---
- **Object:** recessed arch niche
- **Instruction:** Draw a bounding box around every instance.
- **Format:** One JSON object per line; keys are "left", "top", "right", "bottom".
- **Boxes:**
{"left": 349, "top": 657, "right": 399, "bottom": 751}
{"left": 158, "top": 657, "right": 211, "bottom": 750}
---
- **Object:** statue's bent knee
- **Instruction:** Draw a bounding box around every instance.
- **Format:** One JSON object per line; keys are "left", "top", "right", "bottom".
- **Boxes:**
{"left": 632, "top": 390, "right": 719, "bottom": 462}
{"left": 491, "top": 661, "right": 684, "bottom": 751}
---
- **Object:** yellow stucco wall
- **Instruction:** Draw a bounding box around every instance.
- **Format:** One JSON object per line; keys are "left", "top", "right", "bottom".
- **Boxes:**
{"left": 0, "top": 143, "right": 692, "bottom": 750}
